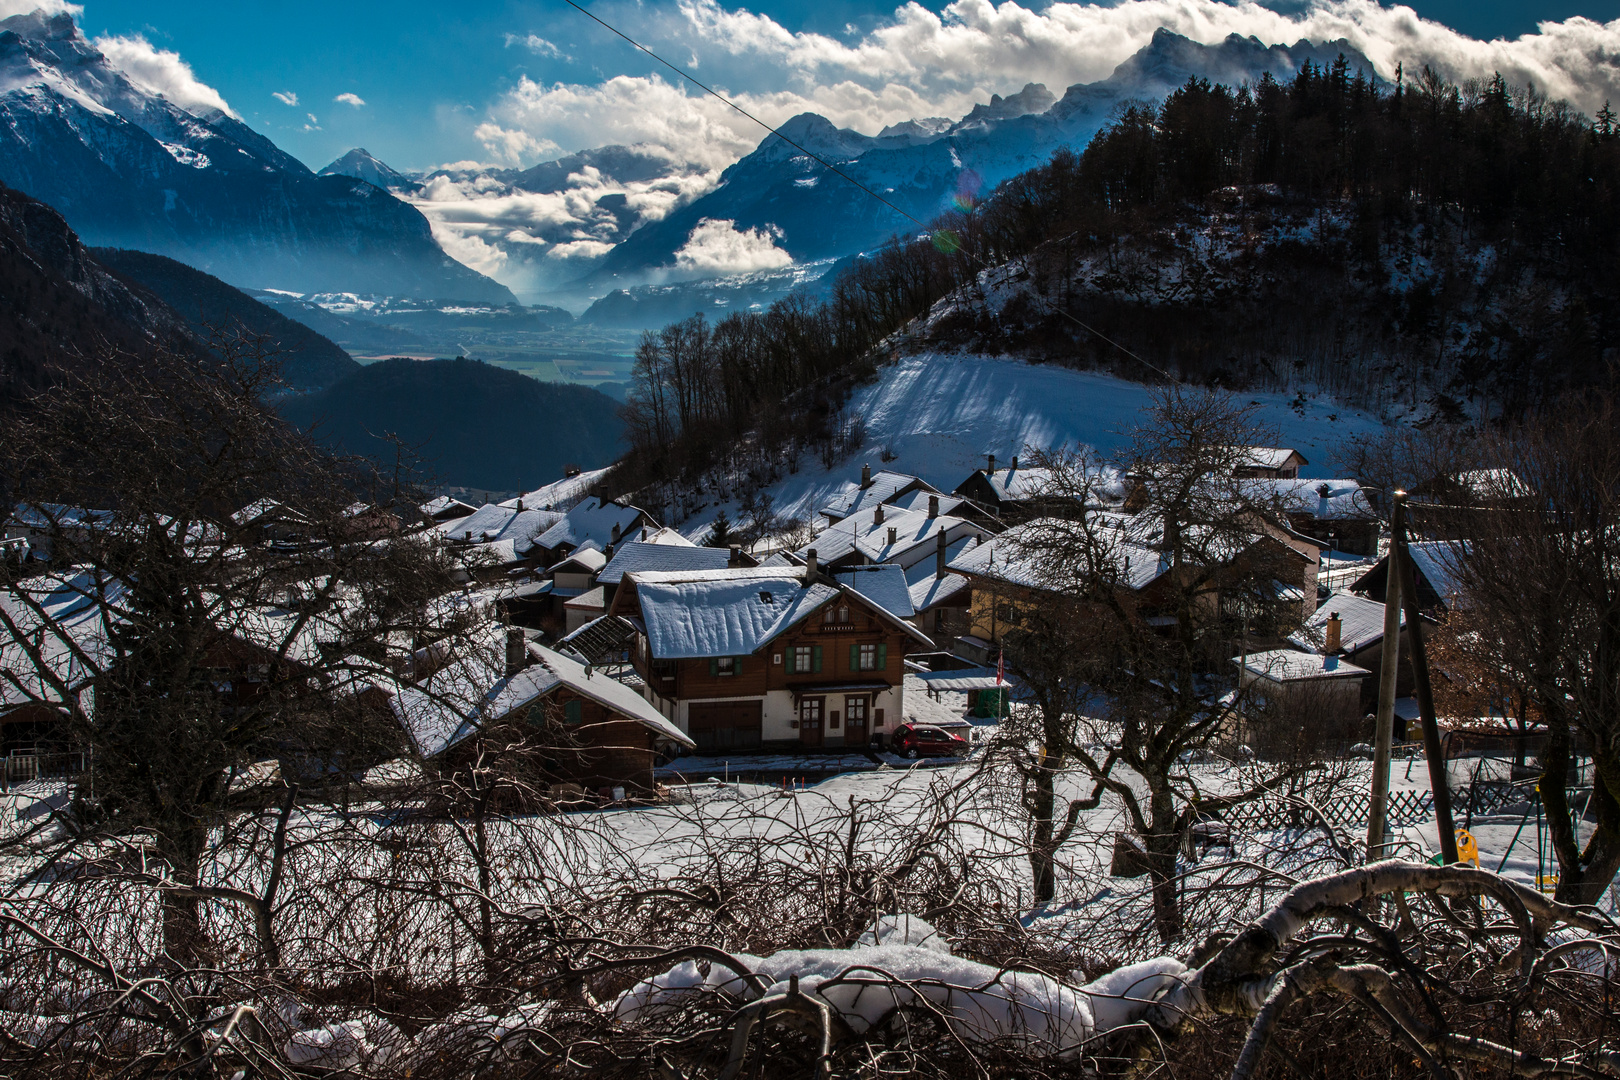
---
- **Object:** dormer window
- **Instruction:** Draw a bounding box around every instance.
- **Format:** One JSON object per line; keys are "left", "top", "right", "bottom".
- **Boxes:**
{"left": 759, "top": 591, "right": 774, "bottom": 604}
{"left": 824, "top": 605, "right": 851, "bottom": 626}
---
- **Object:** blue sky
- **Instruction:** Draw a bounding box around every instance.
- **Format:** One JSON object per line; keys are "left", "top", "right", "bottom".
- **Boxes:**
{"left": 71, "top": 0, "right": 1620, "bottom": 172}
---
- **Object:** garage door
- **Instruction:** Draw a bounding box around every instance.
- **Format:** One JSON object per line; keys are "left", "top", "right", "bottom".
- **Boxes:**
{"left": 687, "top": 700, "right": 762, "bottom": 751}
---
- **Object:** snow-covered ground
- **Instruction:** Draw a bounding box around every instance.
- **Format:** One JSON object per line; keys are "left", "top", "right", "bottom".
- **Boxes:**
{"left": 677, "top": 352, "right": 1387, "bottom": 541}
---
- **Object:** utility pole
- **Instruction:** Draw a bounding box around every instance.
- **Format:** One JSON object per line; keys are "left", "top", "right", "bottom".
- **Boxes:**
{"left": 1366, "top": 493, "right": 1404, "bottom": 863}
{"left": 1395, "top": 499, "right": 1460, "bottom": 865}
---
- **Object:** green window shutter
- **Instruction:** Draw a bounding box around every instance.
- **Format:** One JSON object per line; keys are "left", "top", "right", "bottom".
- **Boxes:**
{"left": 709, "top": 658, "right": 719, "bottom": 677}
{"left": 849, "top": 644, "right": 860, "bottom": 671}
{"left": 877, "top": 644, "right": 887, "bottom": 670}
{"left": 733, "top": 656, "right": 743, "bottom": 675}
{"left": 784, "top": 649, "right": 794, "bottom": 674}
{"left": 813, "top": 645, "right": 823, "bottom": 673}
{"left": 564, "top": 699, "right": 582, "bottom": 724}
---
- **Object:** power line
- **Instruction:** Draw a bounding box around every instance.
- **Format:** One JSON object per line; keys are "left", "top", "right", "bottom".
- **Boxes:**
{"left": 560, "top": 0, "right": 1169, "bottom": 381}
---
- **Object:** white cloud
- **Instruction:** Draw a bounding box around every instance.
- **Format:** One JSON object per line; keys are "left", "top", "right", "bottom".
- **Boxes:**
{"left": 477, "top": 0, "right": 1620, "bottom": 179}
{"left": 334, "top": 92, "right": 366, "bottom": 107}
{"left": 673, "top": 218, "right": 792, "bottom": 275}
{"left": 0, "top": 0, "right": 79, "bottom": 17}
{"left": 272, "top": 90, "right": 299, "bottom": 106}
{"left": 505, "top": 32, "right": 565, "bottom": 59}
{"left": 92, "top": 33, "right": 237, "bottom": 117}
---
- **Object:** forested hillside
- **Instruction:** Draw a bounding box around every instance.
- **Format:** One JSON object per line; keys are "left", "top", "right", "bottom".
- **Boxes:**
{"left": 615, "top": 60, "right": 1620, "bottom": 493}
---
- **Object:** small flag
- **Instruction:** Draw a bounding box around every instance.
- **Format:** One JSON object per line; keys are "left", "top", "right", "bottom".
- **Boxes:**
{"left": 996, "top": 650, "right": 1005, "bottom": 685}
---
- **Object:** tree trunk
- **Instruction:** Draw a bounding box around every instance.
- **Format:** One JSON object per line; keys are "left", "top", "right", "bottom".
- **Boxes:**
{"left": 159, "top": 830, "right": 209, "bottom": 964}
{"left": 1146, "top": 782, "right": 1182, "bottom": 945}
{"left": 1028, "top": 756, "right": 1058, "bottom": 905}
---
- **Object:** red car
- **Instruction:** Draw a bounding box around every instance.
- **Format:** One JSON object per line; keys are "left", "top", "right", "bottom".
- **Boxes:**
{"left": 891, "top": 723, "right": 969, "bottom": 758}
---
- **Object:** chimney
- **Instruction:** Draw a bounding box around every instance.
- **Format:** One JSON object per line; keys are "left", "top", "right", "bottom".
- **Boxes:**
{"left": 517, "top": 498, "right": 524, "bottom": 511}
{"left": 728, "top": 543, "right": 742, "bottom": 568}
{"left": 886, "top": 526, "right": 897, "bottom": 547}
{"left": 1325, "top": 612, "right": 1342, "bottom": 653}
{"left": 603, "top": 544, "right": 614, "bottom": 561}
{"left": 1011, "top": 455, "right": 1018, "bottom": 471}
{"left": 860, "top": 463, "right": 872, "bottom": 489}
{"left": 874, "top": 505, "right": 884, "bottom": 526}
{"left": 1317, "top": 482, "right": 1334, "bottom": 520}
{"left": 505, "top": 625, "right": 527, "bottom": 676}
{"left": 611, "top": 522, "right": 622, "bottom": 542}
{"left": 804, "top": 548, "right": 818, "bottom": 582}
{"left": 928, "top": 494, "right": 939, "bottom": 517}
{"left": 936, "top": 530, "right": 948, "bottom": 580}
{"left": 987, "top": 453, "right": 997, "bottom": 475}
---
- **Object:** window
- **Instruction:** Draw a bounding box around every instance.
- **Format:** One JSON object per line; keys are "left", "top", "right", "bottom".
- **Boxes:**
{"left": 652, "top": 658, "right": 676, "bottom": 681}
{"left": 563, "top": 699, "right": 582, "bottom": 724}
{"left": 823, "top": 605, "right": 851, "bottom": 627}
{"left": 845, "top": 696, "right": 867, "bottom": 723}
{"left": 712, "top": 656, "right": 738, "bottom": 677}
{"left": 791, "top": 645, "right": 812, "bottom": 672}
{"left": 852, "top": 643, "right": 886, "bottom": 671}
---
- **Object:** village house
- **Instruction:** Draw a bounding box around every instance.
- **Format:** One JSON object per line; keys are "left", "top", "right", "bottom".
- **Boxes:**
{"left": 820, "top": 466, "right": 943, "bottom": 525}
{"left": 1351, "top": 540, "right": 1470, "bottom": 614}
{"left": 1231, "top": 447, "right": 1308, "bottom": 479}
{"left": 609, "top": 558, "right": 933, "bottom": 751}
{"left": 904, "top": 534, "right": 977, "bottom": 643}
{"left": 952, "top": 455, "right": 1124, "bottom": 522}
{"left": 389, "top": 629, "right": 693, "bottom": 798}
{"left": 436, "top": 502, "right": 566, "bottom": 575}
{"left": 421, "top": 495, "right": 479, "bottom": 523}
{"left": 1246, "top": 478, "right": 1382, "bottom": 557}
{"left": 1231, "top": 647, "right": 1372, "bottom": 748}
{"left": 1288, "top": 590, "right": 1431, "bottom": 721}
{"left": 5, "top": 503, "right": 117, "bottom": 563}
{"left": 529, "top": 496, "right": 655, "bottom": 565}
{"left": 595, "top": 540, "right": 756, "bottom": 607}
{"left": 794, "top": 498, "right": 993, "bottom": 572}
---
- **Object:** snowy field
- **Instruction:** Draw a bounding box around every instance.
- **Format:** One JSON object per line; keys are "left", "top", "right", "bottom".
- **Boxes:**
{"left": 680, "top": 352, "right": 1388, "bottom": 539}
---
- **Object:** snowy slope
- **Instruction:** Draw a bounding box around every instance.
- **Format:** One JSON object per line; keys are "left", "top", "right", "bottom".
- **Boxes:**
{"left": 671, "top": 352, "right": 1384, "bottom": 540}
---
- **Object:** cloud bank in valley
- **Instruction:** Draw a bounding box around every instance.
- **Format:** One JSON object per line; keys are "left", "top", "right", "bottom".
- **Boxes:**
{"left": 423, "top": 0, "right": 1620, "bottom": 298}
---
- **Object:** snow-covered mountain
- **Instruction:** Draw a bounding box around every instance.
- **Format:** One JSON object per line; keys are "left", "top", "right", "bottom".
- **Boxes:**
{"left": 319, "top": 147, "right": 421, "bottom": 193}
{"left": 579, "top": 30, "right": 1372, "bottom": 289}
{"left": 404, "top": 29, "right": 1372, "bottom": 307}
{"left": 0, "top": 10, "right": 513, "bottom": 302}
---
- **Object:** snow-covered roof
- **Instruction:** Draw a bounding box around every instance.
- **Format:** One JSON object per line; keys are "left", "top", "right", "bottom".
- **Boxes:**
{"left": 798, "top": 507, "right": 985, "bottom": 565}
{"left": 388, "top": 629, "right": 694, "bottom": 757}
{"left": 820, "top": 471, "right": 936, "bottom": 519}
{"left": 948, "top": 519, "right": 1165, "bottom": 593}
{"left": 628, "top": 566, "right": 931, "bottom": 658}
{"left": 634, "top": 526, "right": 695, "bottom": 547}
{"left": 1408, "top": 540, "right": 1469, "bottom": 603}
{"left": 563, "top": 585, "right": 606, "bottom": 611}
{"left": 498, "top": 466, "right": 615, "bottom": 512}
{"left": 833, "top": 565, "right": 916, "bottom": 619}
{"left": 908, "top": 572, "right": 970, "bottom": 611}
{"left": 631, "top": 569, "right": 841, "bottom": 659}
{"left": 1237, "top": 648, "right": 1369, "bottom": 682}
{"left": 7, "top": 502, "right": 108, "bottom": 529}
{"left": 420, "top": 495, "right": 477, "bottom": 520}
{"left": 437, "top": 503, "right": 565, "bottom": 556}
{"left": 1289, "top": 591, "right": 1403, "bottom": 655}
{"left": 0, "top": 567, "right": 121, "bottom": 713}
{"left": 532, "top": 497, "right": 646, "bottom": 555}
{"left": 597, "top": 541, "right": 734, "bottom": 585}
{"left": 903, "top": 536, "right": 977, "bottom": 610}
{"left": 1244, "top": 478, "right": 1377, "bottom": 520}
{"left": 550, "top": 545, "right": 607, "bottom": 574}
{"left": 1235, "top": 447, "right": 1306, "bottom": 470}
{"left": 486, "top": 643, "right": 692, "bottom": 748}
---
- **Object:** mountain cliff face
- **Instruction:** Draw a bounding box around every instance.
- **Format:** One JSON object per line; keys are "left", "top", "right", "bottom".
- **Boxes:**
{"left": 93, "top": 249, "right": 360, "bottom": 392}
{"left": 577, "top": 30, "right": 1372, "bottom": 287}
{"left": 0, "top": 181, "right": 187, "bottom": 397}
{"left": 0, "top": 11, "right": 513, "bottom": 302}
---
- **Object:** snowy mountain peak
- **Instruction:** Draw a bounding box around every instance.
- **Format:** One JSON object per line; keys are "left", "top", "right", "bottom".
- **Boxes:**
{"left": 958, "top": 83, "right": 1056, "bottom": 126}
{"left": 0, "top": 9, "right": 80, "bottom": 43}
{"left": 319, "top": 147, "right": 419, "bottom": 192}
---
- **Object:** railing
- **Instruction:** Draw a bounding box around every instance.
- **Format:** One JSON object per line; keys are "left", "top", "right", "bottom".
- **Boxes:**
{"left": 1223, "top": 788, "right": 1434, "bottom": 831}
{"left": 2, "top": 751, "right": 86, "bottom": 791}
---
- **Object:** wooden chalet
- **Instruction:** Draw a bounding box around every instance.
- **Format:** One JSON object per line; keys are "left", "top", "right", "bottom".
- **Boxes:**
{"left": 609, "top": 556, "right": 932, "bottom": 751}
